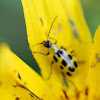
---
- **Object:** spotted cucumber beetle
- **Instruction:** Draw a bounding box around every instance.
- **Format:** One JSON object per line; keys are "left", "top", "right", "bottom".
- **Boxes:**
{"left": 33, "top": 16, "right": 78, "bottom": 79}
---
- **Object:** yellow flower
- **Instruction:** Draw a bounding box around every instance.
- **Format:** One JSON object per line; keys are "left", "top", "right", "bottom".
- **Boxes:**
{"left": 0, "top": 0, "right": 100, "bottom": 100}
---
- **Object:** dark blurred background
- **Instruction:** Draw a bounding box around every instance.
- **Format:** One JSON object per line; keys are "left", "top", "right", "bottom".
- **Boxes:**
{"left": 0, "top": 0, "right": 100, "bottom": 74}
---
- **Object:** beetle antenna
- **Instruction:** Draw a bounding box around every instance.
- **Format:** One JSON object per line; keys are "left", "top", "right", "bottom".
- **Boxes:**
{"left": 31, "top": 42, "right": 43, "bottom": 48}
{"left": 47, "top": 16, "right": 57, "bottom": 40}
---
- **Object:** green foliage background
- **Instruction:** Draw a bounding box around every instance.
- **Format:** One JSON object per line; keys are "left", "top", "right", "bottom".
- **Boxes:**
{"left": 0, "top": 0, "right": 100, "bottom": 74}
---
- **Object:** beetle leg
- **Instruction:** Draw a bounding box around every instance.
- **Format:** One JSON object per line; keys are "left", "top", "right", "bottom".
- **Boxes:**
{"left": 48, "top": 36, "right": 57, "bottom": 44}
{"left": 61, "top": 46, "right": 67, "bottom": 50}
{"left": 47, "top": 61, "right": 54, "bottom": 80}
{"left": 33, "top": 51, "right": 49, "bottom": 56}
{"left": 62, "top": 73, "right": 68, "bottom": 87}
{"left": 70, "top": 50, "right": 76, "bottom": 56}
{"left": 62, "top": 73, "right": 78, "bottom": 90}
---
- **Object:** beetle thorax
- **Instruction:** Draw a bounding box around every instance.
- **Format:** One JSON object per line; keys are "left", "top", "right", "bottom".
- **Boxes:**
{"left": 49, "top": 44, "right": 59, "bottom": 53}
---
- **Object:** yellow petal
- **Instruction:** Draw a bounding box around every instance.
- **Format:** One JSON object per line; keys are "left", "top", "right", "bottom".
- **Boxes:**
{"left": 86, "top": 25, "right": 100, "bottom": 100}
{"left": 21, "top": 0, "right": 73, "bottom": 99}
{"left": 21, "top": 0, "right": 92, "bottom": 98}
{"left": 60, "top": 0, "right": 93, "bottom": 93}
{"left": 60, "top": 0, "right": 92, "bottom": 92}
{"left": 64, "top": 0, "right": 92, "bottom": 44}
{"left": 0, "top": 43, "right": 57, "bottom": 100}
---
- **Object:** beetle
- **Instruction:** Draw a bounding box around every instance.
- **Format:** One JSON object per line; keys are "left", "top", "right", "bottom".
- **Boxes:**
{"left": 33, "top": 16, "right": 78, "bottom": 79}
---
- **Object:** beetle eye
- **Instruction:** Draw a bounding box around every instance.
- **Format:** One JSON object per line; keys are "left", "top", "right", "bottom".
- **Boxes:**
{"left": 44, "top": 41, "right": 51, "bottom": 48}
{"left": 48, "top": 41, "right": 51, "bottom": 47}
{"left": 44, "top": 44, "right": 47, "bottom": 47}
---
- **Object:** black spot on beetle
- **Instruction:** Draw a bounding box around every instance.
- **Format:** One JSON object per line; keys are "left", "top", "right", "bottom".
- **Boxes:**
{"left": 74, "top": 61, "right": 78, "bottom": 68}
{"left": 56, "top": 52, "right": 61, "bottom": 57}
{"left": 56, "top": 50, "right": 63, "bottom": 57}
{"left": 68, "top": 66, "right": 75, "bottom": 72}
{"left": 67, "top": 54, "right": 72, "bottom": 60}
{"left": 53, "top": 56, "right": 58, "bottom": 62}
{"left": 60, "top": 66, "right": 63, "bottom": 69}
{"left": 62, "top": 60, "right": 67, "bottom": 66}
{"left": 58, "top": 50, "right": 63, "bottom": 54}
{"left": 66, "top": 72, "right": 72, "bottom": 76}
